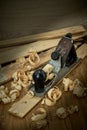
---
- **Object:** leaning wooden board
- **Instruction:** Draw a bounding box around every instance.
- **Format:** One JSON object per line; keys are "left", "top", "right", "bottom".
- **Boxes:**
{"left": 0, "top": 25, "right": 86, "bottom": 48}
{"left": 8, "top": 44, "right": 87, "bottom": 118}
{"left": 0, "top": 32, "right": 86, "bottom": 65}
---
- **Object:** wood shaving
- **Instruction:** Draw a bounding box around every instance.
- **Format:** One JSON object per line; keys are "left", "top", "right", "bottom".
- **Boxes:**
{"left": 27, "top": 51, "right": 40, "bottom": 66}
{"left": 0, "top": 90, "right": 7, "bottom": 99}
{"left": 31, "top": 108, "right": 47, "bottom": 121}
{"left": 43, "top": 87, "right": 62, "bottom": 106}
{"left": 63, "top": 78, "right": 75, "bottom": 91}
{"left": 11, "top": 82, "right": 22, "bottom": 91}
{"left": 67, "top": 105, "right": 78, "bottom": 114}
{"left": 48, "top": 73, "right": 55, "bottom": 80}
{"left": 56, "top": 105, "right": 78, "bottom": 119}
{"left": 45, "top": 97, "right": 56, "bottom": 106}
{"left": 0, "top": 86, "right": 11, "bottom": 104}
{"left": 2, "top": 96, "right": 11, "bottom": 104}
{"left": 31, "top": 119, "right": 47, "bottom": 129}
{"left": 63, "top": 78, "right": 87, "bottom": 97}
{"left": 27, "top": 90, "right": 34, "bottom": 98}
{"left": 73, "top": 79, "right": 87, "bottom": 97}
{"left": 12, "top": 71, "right": 18, "bottom": 81}
{"left": 9, "top": 89, "right": 20, "bottom": 97}
{"left": 31, "top": 107, "right": 47, "bottom": 129}
{"left": 0, "top": 85, "right": 5, "bottom": 90}
{"left": 56, "top": 107, "right": 68, "bottom": 119}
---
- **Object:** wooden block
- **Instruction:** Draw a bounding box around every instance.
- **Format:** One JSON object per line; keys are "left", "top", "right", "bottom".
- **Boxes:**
{"left": 0, "top": 39, "right": 58, "bottom": 64}
{"left": 8, "top": 94, "right": 41, "bottom": 118}
{"left": 77, "top": 43, "right": 87, "bottom": 59}
{"left": 0, "top": 25, "right": 86, "bottom": 48}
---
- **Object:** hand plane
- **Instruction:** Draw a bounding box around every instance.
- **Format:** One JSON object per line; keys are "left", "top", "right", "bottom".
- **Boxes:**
{"left": 29, "top": 33, "right": 78, "bottom": 96}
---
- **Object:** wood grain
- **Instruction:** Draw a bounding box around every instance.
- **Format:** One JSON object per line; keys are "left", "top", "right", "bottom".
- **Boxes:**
{"left": 0, "top": 32, "right": 86, "bottom": 65}
{"left": 0, "top": 25, "right": 86, "bottom": 48}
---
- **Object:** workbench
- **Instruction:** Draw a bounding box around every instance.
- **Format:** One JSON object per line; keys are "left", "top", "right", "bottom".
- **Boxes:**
{"left": 0, "top": 26, "right": 87, "bottom": 130}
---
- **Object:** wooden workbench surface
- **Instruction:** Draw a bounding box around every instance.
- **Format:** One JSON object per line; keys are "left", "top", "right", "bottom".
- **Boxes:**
{"left": 0, "top": 56, "right": 87, "bottom": 130}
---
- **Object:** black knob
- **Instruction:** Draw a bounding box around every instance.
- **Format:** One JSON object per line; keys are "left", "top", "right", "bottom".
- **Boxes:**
{"left": 51, "top": 51, "right": 60, "bottom": 60}
{"left": 33, "top": 69, "right": 46, "bottom": 93}
{"left": 65, "top": 33, "right": 72, "bottom": 38}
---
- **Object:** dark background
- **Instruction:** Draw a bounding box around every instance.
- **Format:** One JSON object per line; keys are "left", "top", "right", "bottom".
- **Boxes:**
{"left": 0, "top": 0, "right": 87, "bottom": 40}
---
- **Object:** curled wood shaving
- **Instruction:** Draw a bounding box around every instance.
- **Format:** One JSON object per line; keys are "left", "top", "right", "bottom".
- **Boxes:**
{"left": 0, "top": 85, "right": 5, "bottom": 90}
{"left": 0, "top": 83, "right": 21, "bottom": 104}
{"left": 48, "top": 73, "right": 55, "bottom": 80}
{"left": 12, "top": 71, "right": 18, "bottom": 81}
{"left": 67, "top": 105, "right": 78, "bottom": 114}
{"left": 0, "top": 86, "right": 11, "bottom": 104}
{"left": 45, "top": 97, "right": 56, "bottom": 106}
{"left": 9, "top": 89, "right": 20, "bottom": 97}
{"left": 11, "top": 82, "right": 22, "bottom": 91}
{"left": 12, "top": 70, "right": 31, "bottom": 88}
{"left": 27, "top": 90, "right": 34, "bottom": 98}
{"left": 73, "top": 79, "right": 87, "bottom": 97}
{"left": 31, "top": 108, "right": 47, "bottom": 121}
{"left": 56, "top": 107, "right": 68, "bottom": 119}
{"left": 43, "top": 87, "right": 62, "bottom": 106}
{"left": 63, "top": 78, "right": 75, "bottom": 91}
{"left": 56, "top": 105, "right": 78, "bottom": 119}
{"left": 0, "top": 89, "right": 7, "bottom": 99}
{"left": 27, "top": 51, "right": 40, "bottom": 66}
{"left": 2, "top": 96, "right": 11, "bottom": 104}
{"left": 31, "top": 119, "right": 47, "bottom": 129}
{"left": 31, "top": 107, "right": 47, "bottom": 129}
{"left": 63, "top": 78, "right": 87, "bottom": 97}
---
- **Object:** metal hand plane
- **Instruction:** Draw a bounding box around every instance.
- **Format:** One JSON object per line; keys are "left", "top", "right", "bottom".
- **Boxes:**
{"left": 29, "top": 33, "right": 78, "bottom": 96}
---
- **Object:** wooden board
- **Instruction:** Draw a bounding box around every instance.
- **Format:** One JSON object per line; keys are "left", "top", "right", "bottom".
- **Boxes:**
{"left": 0, "top": 32, "right": 86, "bottom": 65}
{"left": 0, "top": 25, "right": 86, "bottom": 48}
{"left": 77, "top": 43, "right": 87, "bottom": 59}
{"left": 8, "top": 94, "right": 41, "bottom": 118}
{"left": 0, "top": 39, "right": 58, "bottom": 65}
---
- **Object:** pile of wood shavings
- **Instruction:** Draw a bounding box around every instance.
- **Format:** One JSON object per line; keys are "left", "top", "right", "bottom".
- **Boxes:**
{"left": 63, "top": 78, "right": 87, "bottom": 97}
{"left": 56, "top": 105, "right": 79, "bottom": 119}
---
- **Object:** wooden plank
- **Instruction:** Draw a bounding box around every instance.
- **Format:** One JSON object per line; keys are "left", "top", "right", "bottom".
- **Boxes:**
{"left": 77, "top": 43, "right": 87, "bottom": 59}
{"left": 0, "top": 25, "right": 86, "bottom": 48}
{"left": 0, "top": 39, "right": 58, "bottom": 65}
{"left": 0, "top": 32, "right": 86, "bottom": 65}
{"left": 8, "top": 94, "right": 41, "bottom": 118}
